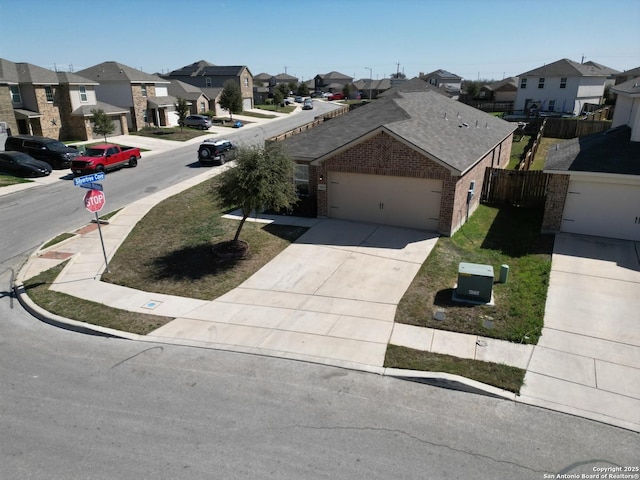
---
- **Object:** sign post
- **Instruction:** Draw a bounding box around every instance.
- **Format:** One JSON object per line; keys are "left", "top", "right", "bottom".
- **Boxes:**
{"left": 83, "top": 189, "right": 109, "bottom": 273}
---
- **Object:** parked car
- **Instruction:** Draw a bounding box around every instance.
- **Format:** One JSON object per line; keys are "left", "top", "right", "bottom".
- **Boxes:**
{"left": 198, "top": 139, "right": 235, "bottom": 166}
{"left": 71, "top": 144, "right": 141, "bottom": 175}
{"left": 328, "top": 92, "right": 345, "bottom": 101}
{"left": 294, "top": 96, "right": 304, "bottom": 103}
{"left": 180, "top": 114, "right": 212, "bottom": 130}
{"left": 0, "top": 151, "right": 52, "bottom": 177}
{"left": 303, "top": 99, "right": 314, "bottom": 110}
{"left": 283, "top": 97, "right": 296, "bottom": 106}
{"left": 310, "top": 91, "right": 324, "bottom": 98}
{"left": 322, "top": 92, "right": 333, "bottom": 98}
{"left": 4, "top": 135, "right": 80, "bottom": 169}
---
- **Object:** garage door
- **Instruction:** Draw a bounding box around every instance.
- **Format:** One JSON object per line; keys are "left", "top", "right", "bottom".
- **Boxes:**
{"left": 92, "top": 115, "right": 122, "bottom": 139}
{"left": 327, "top": 172, "right": 442, "bottom": 231}
{"left": 561, "top": 179, "right": 640, "bottom": 241}
{"left": 242, "top": 98, "right": 253, "bottom": 111}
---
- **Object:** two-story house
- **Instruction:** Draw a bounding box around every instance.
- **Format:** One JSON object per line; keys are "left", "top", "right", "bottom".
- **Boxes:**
{"left": 0, "top": 58, "right": 128, "bottom": 141}
{"left": 163, "top": 60, "right": 254, "bottom": 114}
{"left": 514, "top": 58, "right": 614, "bottom": 117}
{"left": 419, "top": 69, "right": 463, "bottom": 98}
{"left": 252, "top": 72, "right": 298, "bottom": 104}
{"left": 76, "top": 61, "right": 171, "bottom": 131}
{"left": 314, "top": 71, "right": 353, "bottom": 93}
{"left": 166, "top": 79, "right": 211, "bottom": 116}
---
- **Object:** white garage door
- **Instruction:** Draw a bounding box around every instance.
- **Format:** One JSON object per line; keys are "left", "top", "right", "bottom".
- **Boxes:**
{"left": 327, "top": 172, "right": 442, "bottom": 231}
{"left": 561, "top": 179, "right": 640, "bottom": 241}
{"left": 242, "top": 98, "right": 253, "bottom": 111}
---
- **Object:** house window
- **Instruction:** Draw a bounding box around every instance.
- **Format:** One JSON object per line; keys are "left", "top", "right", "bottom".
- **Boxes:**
{"left": 548, "top": 100, "right": 555, "bottom": 112}
{"left": 560, "top": 77, "right": 567, "bottom": 89}
{"left": 10, "top": 86, "right": 22, "bottom": 103}
{"left": 538, "top": 78, "right": 545, "bottom": 89}
{"left": 206, "top": 77, "right": 212, "bottom": 87}
{"left": 520, "top": 78, "right": 527, "bottom": 89}
{"left": 199, "top": 102, "right": 205, "bottom": 113}
{"left": 79, "top": 85, "right": 88, "bottom": 102}
{"left": 244, "top": 77, "right": 249, "bottom": 87}
{"left": 45, "top": 86, "right": 54, "bottom": 102}
{"left": 294, "top": 164, "right": 309, "bottom": 196}
{"left": 141, "top": 84, "right": 147, "bottom": 97}
{"left": 142, "top": 109, "right": 148, "bottom": 124}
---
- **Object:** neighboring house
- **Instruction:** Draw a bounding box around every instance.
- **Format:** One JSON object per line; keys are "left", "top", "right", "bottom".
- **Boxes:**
{"left": 614, "top": 66, "right": 640, "bottom": 85}
{"left": 252, "top": 72, "right": 298, "bottom": 104}
{"left": 541, "top": 78, "right": 640, "bottom": 241}
{"left": 0, "top": 58, "right": 127, "bottom": 140}
{"left": 352, "top": 78, "right": 392, "bottom": 99}
{"left": 419, "top": 69, "right": 463, "bottom": 97}
{"left": 514, "top": 58, "right": 613, "bottom": 116}
{"left": 76, "top": 61, "right": 171, "bottom": 131}
{"left": 167, "top": 79, "right": 211, "bottom": 115}
{"left": 314, "top": 71, "right": 353, "bottom": 93}
{"left": 163, "top": 60, "right": 254, "bottom": 111}
{"left": 280, "top": 90, "right": 516, "bottom": 236}
{"left": 478, "top": 77, "right": 518, "bottom": 102}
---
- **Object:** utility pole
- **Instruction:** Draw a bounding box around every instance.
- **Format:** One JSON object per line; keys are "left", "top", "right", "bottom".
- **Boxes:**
{"left": 284, "top": 66, "right": 288, "bottom": 74}
{"left": 365, "top": 67, "right": 372, "bottom": 100}
{"left": 395, "top": 62, "right": 400, "bottom": 77}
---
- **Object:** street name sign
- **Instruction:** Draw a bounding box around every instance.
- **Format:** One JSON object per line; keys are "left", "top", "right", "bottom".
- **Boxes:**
{"left": 79, "top": 182, "right": 103, "bottom": 191}
{"left": 74, "top": 172, "right": 105, "bottom": 186}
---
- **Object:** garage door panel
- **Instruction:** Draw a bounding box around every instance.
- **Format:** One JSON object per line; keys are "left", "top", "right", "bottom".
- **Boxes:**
{"left": 328, "top": 172, "right": 441, "bottom": 231}
{"left": 561, "top": 180, "right": 640, "bottom": 241}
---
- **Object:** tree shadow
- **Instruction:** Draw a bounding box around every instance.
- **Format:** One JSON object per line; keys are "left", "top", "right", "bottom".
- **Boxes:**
{"left": 150, "top": 243, "right": 243, "bottom": 281}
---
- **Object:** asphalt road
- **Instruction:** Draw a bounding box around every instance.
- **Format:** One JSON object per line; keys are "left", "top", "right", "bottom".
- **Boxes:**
{"left": 1, "top": 269, "right": 637, "bottom": 479}
{"left": 0, "top": 103, "right": 333, "bottom": 273}
{"left": 1, "top": 105, "right": 638, "bottom": 478}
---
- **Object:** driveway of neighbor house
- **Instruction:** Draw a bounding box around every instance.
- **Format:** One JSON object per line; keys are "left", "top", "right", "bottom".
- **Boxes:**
{"left": 519, "top": 233, "right": 640, "bottom": 431}
{"left": 147, "top": 220, "right": 440, "bottom": 370}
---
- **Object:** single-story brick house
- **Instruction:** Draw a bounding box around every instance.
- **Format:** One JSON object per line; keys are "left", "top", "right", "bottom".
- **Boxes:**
{"left": 280, "top": 90, "right": 517, "bottom": 236}
{"left": 541, "top": 76, "right": 640, "bottom": 242}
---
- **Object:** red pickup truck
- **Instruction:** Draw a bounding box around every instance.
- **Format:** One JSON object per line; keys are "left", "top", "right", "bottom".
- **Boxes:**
{"left": 71, "top": 144, "right": 141, "bottom": 176}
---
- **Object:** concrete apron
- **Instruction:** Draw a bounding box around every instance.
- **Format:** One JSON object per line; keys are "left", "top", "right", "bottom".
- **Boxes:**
{"left": 148, "top": 220, "right": 439, "bottom": 370}
{"left": 519, "top": 234, "right": 640, "bottom": 432}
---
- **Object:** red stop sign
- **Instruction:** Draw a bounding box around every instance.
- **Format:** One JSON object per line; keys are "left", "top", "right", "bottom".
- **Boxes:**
{"left": 84, "top": 189, "right": 106, "bottom": 213}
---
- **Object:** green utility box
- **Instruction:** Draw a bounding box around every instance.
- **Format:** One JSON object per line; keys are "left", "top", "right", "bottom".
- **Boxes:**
{"left": 456, "top": 262, "right": 494, "bottom": 303}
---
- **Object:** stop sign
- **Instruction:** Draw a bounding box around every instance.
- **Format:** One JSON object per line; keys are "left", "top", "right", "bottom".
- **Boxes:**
{"left": 84, "top": 189, "right": 106, "bottom": 213}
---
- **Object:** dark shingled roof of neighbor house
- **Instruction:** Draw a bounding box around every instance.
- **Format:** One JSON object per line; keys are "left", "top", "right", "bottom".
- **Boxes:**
{"left": 282, "top": 90, "right": 517, "bottom": 174}
{"left": 544, "top": 126, "right": 640, "bottom": 176}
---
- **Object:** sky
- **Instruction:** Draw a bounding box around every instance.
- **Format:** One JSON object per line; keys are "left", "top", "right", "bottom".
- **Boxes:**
{"left": 1, "top": 0, "right": 639, "bottom": 82}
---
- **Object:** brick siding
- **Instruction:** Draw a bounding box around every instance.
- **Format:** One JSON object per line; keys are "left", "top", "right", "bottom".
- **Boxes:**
{"left": 541, "top": 174, "right": 570, "bottom": 232}
{"left": 0, "top": 86, "right": 18, "bottom": 134}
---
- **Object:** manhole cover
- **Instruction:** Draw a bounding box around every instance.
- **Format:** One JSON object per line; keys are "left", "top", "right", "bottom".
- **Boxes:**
{"left": 483, "top": 319, "right": 494, "bottom": 329}
{"left": 433, "top": 310, "right": 446, "bottom": 321}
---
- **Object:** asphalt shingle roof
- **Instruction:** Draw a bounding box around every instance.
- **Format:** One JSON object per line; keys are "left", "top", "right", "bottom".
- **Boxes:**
{"left": 518, "top": 58, "right": 612, "bottom": 77}
{"left": 611, "top": 77, "right": 640, "bottom": 95}
{"left": 282, "top": 90, "right": 516, "bottom": 174}
{"left": 544, "top": 126, "right": 640, "bottom": 175}
{"left": 77, "top": 61, "right": 168, "bottom": 84}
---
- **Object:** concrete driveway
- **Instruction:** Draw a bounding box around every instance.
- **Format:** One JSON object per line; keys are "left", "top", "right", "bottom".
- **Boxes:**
{"left": 519, "top": 233, "right": 640, "bottom": 431}
{"left": 149, "top": 220, "right": 439, "bottom": 370}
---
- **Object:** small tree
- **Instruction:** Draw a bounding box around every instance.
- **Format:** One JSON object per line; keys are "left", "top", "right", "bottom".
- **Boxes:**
{"left": 273, "top": 90, "right": 284, "bottom": 110}
{"left": 288, "top": 81, "right": 298, "bottom": 94}
{"left": 91, "top": 109, "right": 115, "bottom": 142}
{"left": 217, "top": 143, "right": 298, "bottom": 242}
{"left": 174, "top": 97, "right": 190, "bottom": 131}
{"left": 276, "top": 83, "right": 290, "bottom": 98}
{"left": 342, "top": 83, "right": 352, "bottom": 99}
{"left": 297, "top": 82, "right": 309, "bottom": 96}
{"left": 219, "top": 80, "right": 243, "bottom": 120}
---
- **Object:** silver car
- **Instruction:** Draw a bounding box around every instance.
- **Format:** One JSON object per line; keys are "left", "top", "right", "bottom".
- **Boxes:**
{"left": 180, "top": 115, "right": 212, "bottom": 130}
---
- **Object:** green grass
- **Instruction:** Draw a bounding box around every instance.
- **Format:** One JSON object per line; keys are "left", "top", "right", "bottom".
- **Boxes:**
{"left": 385, "top": 345, "right": 525, "bottom": 393}
{"left": 254, "top": 104, "right": 296, "bottom": 114}
{"left": 0, "top": 174, "right": 31, "bottom": 188}
{"left": 41, "top": 233, "right": 76, "bottom": 250}
{"left": 507, "top": 135, "right": 531, "bottom": 169}
{"left": 23, "top": 262, "right": 172, "bottom": 335}
{"left": 100, "top": 175, "right": 309, "bottom": 300}
{"left": 129, "top": 126, "right": 213, "bottom": 142}
{"left": 240, "top": 111, "right": 277, "bottom": 119}
{"left": 395, "top": 204, "right": 552, "bottom": 344}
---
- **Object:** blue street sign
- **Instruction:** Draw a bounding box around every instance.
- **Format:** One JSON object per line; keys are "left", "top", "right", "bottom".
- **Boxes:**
{"left": 73, "top": 172, "right": 106, "bottom": 186}
{"left": 79, "top": 182, "right": 103, "bottom": 191}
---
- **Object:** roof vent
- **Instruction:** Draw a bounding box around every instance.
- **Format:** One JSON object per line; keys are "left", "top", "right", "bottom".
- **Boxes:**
{"left": 459, "top": 122, "right": 469, "bottom": 128}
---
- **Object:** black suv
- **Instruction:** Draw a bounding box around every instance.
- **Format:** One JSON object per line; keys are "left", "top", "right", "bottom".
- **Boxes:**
{"left": 198, "top": 139, "right": 234, "bottom": 165}
{"left": 4, "top": 135, "right": 80, "bottom": 169}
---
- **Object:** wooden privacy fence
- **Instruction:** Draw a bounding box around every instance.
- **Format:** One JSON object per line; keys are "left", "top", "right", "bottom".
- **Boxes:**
{"left": 481, "top": 168, "right": 550, "bottom": 207}
{"left": 267, "top": 105, "right": 349, "bottom": 143}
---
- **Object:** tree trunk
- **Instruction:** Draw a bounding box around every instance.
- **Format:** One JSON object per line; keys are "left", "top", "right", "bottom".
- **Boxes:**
{"left": 233, "top": 214, "right": 248, "bottom": 242}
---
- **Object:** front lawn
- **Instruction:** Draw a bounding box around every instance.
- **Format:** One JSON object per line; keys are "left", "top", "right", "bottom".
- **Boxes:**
{"left": 129, "top": 126, "right": 215, "bottom": 142}
{"left": 0, "top": 174, "right": 31, "bottom": 188}
{"left": 100, "top": 175, "right": 308, "bottom": 300}
{"left": 395, "top": 204, "right": 553, "bottom": 344}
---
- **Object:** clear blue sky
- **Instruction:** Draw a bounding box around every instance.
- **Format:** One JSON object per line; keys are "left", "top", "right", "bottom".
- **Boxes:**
{"left": 1, "top": 0, "right": 639, "bottom": 82}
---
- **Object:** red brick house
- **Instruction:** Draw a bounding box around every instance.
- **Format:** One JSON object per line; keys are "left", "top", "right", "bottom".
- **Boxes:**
{"left": 281, "top": 89, "right": 516, "bottom": 236}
